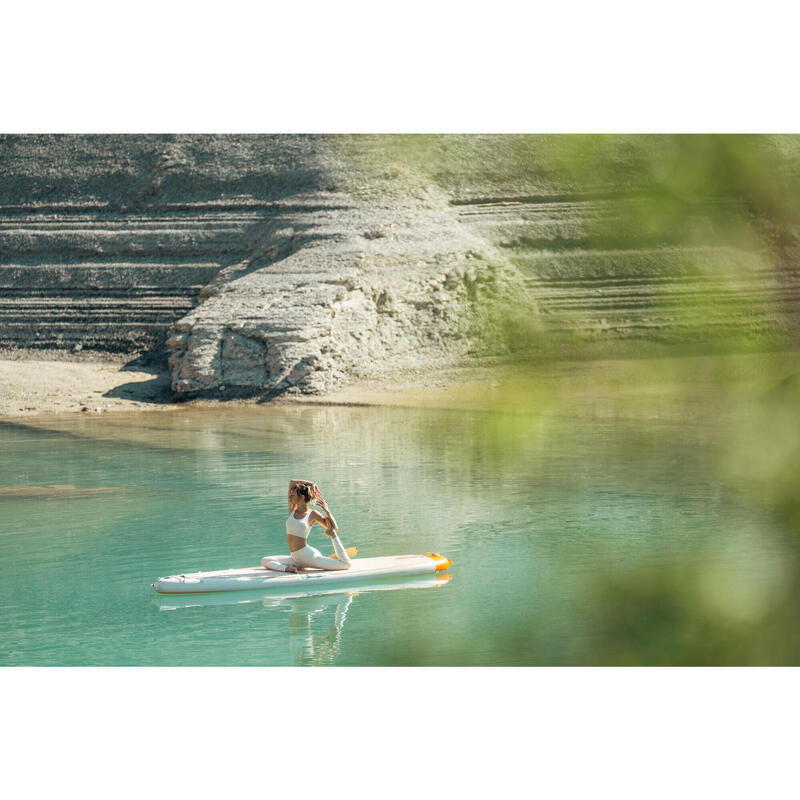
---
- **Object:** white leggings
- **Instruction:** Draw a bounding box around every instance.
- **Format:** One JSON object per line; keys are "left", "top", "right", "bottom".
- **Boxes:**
{"left": 262, "top": 535, "right": 352, "bottom": 572}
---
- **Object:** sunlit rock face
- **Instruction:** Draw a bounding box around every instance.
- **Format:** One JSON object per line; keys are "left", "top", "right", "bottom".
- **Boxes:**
{"left": 2, "top": 134, "right": 799, "bottom": 399}
{"left": 0, "top": 135, "right": 528, "bottom": 398}
{"left": 165, "top": 138, "right": 529, "bottom": 398}
{"left": 167, "top": 177, "right": 522, "bottom": 397}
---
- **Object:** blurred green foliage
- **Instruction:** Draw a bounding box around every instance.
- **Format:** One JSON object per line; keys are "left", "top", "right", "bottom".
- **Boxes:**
{"left": 350, "top": 135, "right": 800, "bottom": 664}
{"left": 540, "top": 134, "right": 800, "bottom": 252}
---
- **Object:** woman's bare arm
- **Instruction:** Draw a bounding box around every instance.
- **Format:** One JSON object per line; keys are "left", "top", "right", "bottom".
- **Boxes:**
{"left": 313, "top": 493, "right": 338, "bottom": 536}
{"left": 309, "top": 510, "right": 328, "bottom": 529}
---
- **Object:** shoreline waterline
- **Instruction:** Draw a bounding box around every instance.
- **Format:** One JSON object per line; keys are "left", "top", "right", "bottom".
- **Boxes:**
{"left": 2, "top": 348, "right": 799, "bottom": 423}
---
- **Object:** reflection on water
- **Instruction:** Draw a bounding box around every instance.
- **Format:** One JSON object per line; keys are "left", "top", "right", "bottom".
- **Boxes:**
{"left": 155, "top": 575, "right": 451, "bottom": 666}
{"left": 286, "top": 593, "right": 353, "bottom": 666}
{"left": 1, "top": 358, "right": 799, "bottom": 665}
{"left": 0, "top": 485, "right": 121, "bottom": 498}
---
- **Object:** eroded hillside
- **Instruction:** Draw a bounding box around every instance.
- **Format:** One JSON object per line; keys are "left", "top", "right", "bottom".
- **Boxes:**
{"left": 2, "top": 135, "right": 799, "bottom": 399}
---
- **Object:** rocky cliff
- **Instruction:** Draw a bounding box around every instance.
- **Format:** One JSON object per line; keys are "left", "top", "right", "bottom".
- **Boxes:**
{"left": 2, "top": 135, "right": 799, "bottom": 399}
{"left": 0, "top": 136, "right": 332, "bottom": 355}
{"left": 167, "top": 152, "right": 525, "bottom": 398}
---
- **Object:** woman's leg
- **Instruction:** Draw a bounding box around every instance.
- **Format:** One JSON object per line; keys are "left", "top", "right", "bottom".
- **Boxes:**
{"left": 330, "top": 534, "right": 352, "bottom": 567}
{"left": 291, "top": 541, "right": 351, "bottom": 571}
{"left": 261, "top": 555, "right": 296, "bottom": 572}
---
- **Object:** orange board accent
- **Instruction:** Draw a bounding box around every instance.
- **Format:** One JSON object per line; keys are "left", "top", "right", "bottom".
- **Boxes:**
{"left": 423, "top": 553, "right": 453, "bottom": 571}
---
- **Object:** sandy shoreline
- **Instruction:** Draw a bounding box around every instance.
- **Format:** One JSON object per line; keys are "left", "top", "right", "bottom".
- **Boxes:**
{"left": 0, "top": 354, "right": 502, "bottom": 419}
{"left": 2, "top": 349, "right": 799, "bottom": 423}
{"left": 0, "top": 356, "right": 177, "bottom": 417}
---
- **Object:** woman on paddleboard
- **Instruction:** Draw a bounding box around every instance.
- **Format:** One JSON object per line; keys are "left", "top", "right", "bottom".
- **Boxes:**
{"left": 262, "top": 480, "right": 352, "bottom": 573}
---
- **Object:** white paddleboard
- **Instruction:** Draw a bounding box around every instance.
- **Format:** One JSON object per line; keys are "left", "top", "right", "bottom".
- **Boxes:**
{"left": 155, "top": 572, "right": 453, "bottom": 610}
{"left": 151, "top": 553, "right": 452, "bottom": 594}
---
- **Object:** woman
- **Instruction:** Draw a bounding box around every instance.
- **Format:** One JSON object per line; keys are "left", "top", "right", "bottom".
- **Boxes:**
{"left": 262, "top": 480, "right": 352, "bottom": 573}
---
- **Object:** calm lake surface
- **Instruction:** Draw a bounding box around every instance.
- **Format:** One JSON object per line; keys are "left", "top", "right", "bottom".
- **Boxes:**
{"left": 1, "top": 395, "right": 797, "bottom": 666}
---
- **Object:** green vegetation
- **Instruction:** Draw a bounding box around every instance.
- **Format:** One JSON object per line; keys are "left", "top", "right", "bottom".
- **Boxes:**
{"left": 350, "top": 135, "right": 800, "bottom": 663}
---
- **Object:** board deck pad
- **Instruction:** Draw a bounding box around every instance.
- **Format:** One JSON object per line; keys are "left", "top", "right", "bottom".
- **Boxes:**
{"left": 152, "top": 553, "right": 452, "bottom": 594}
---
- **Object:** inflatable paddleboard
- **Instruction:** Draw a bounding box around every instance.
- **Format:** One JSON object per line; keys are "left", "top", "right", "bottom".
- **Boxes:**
{"left": 151, "top": 552, "right": 452, "bottom": 594}
{"left": 155, "top": 572, "right": 452, "bottom": 610}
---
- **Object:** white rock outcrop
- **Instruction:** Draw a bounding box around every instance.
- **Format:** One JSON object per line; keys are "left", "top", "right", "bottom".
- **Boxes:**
{"left": 168, "top": 181, "right": 530, "bottom": 397}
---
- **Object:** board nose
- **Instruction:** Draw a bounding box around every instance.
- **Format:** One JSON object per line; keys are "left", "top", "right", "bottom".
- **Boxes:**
{"left": 423, "top": 553, "right": 452, "bottom": 571}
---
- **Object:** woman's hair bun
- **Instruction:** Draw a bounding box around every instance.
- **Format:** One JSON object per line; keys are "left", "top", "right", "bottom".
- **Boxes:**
{"left": 296, "top": 484, "right": 312, "bottom": 501}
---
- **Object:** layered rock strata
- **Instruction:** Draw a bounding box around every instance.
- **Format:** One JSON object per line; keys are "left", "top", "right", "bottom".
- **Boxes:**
{"left": 0, "top": 135, "right": 337, "bottom": 354}
{"left": 0, "top": 208, "right": 255, "bottom": 351}
{"left": 457, "top": 198, "right": 799, "bottom": 345}
{"left": 2, "top": 135, "right": 799, "bottom": 401}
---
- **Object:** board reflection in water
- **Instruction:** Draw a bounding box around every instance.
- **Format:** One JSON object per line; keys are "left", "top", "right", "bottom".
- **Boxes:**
{"left": 154, "top": 574, "right": 452, "bottom": 666}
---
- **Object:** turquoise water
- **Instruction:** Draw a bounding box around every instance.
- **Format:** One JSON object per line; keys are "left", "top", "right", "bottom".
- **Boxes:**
{"left": 0, "top": 403, "right": 796, "bottom": 665}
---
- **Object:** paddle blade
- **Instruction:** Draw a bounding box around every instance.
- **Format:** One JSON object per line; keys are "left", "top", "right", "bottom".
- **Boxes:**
{"left": 330, "top": 546, "right": 358, "bottom": 561}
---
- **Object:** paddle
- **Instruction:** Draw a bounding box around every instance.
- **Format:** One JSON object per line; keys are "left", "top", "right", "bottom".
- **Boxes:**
{"left": 330, "top": 546, "right": 358, "bottom": 561}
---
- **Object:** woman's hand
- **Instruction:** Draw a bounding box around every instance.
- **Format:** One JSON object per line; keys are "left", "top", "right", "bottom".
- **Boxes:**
{"left": 311, "top": 485, "right": 337, "bottom": 536}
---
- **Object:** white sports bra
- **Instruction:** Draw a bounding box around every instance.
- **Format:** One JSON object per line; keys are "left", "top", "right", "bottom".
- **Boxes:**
{"left": 286, "top": 509, "right": 312, "bottom": 539}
